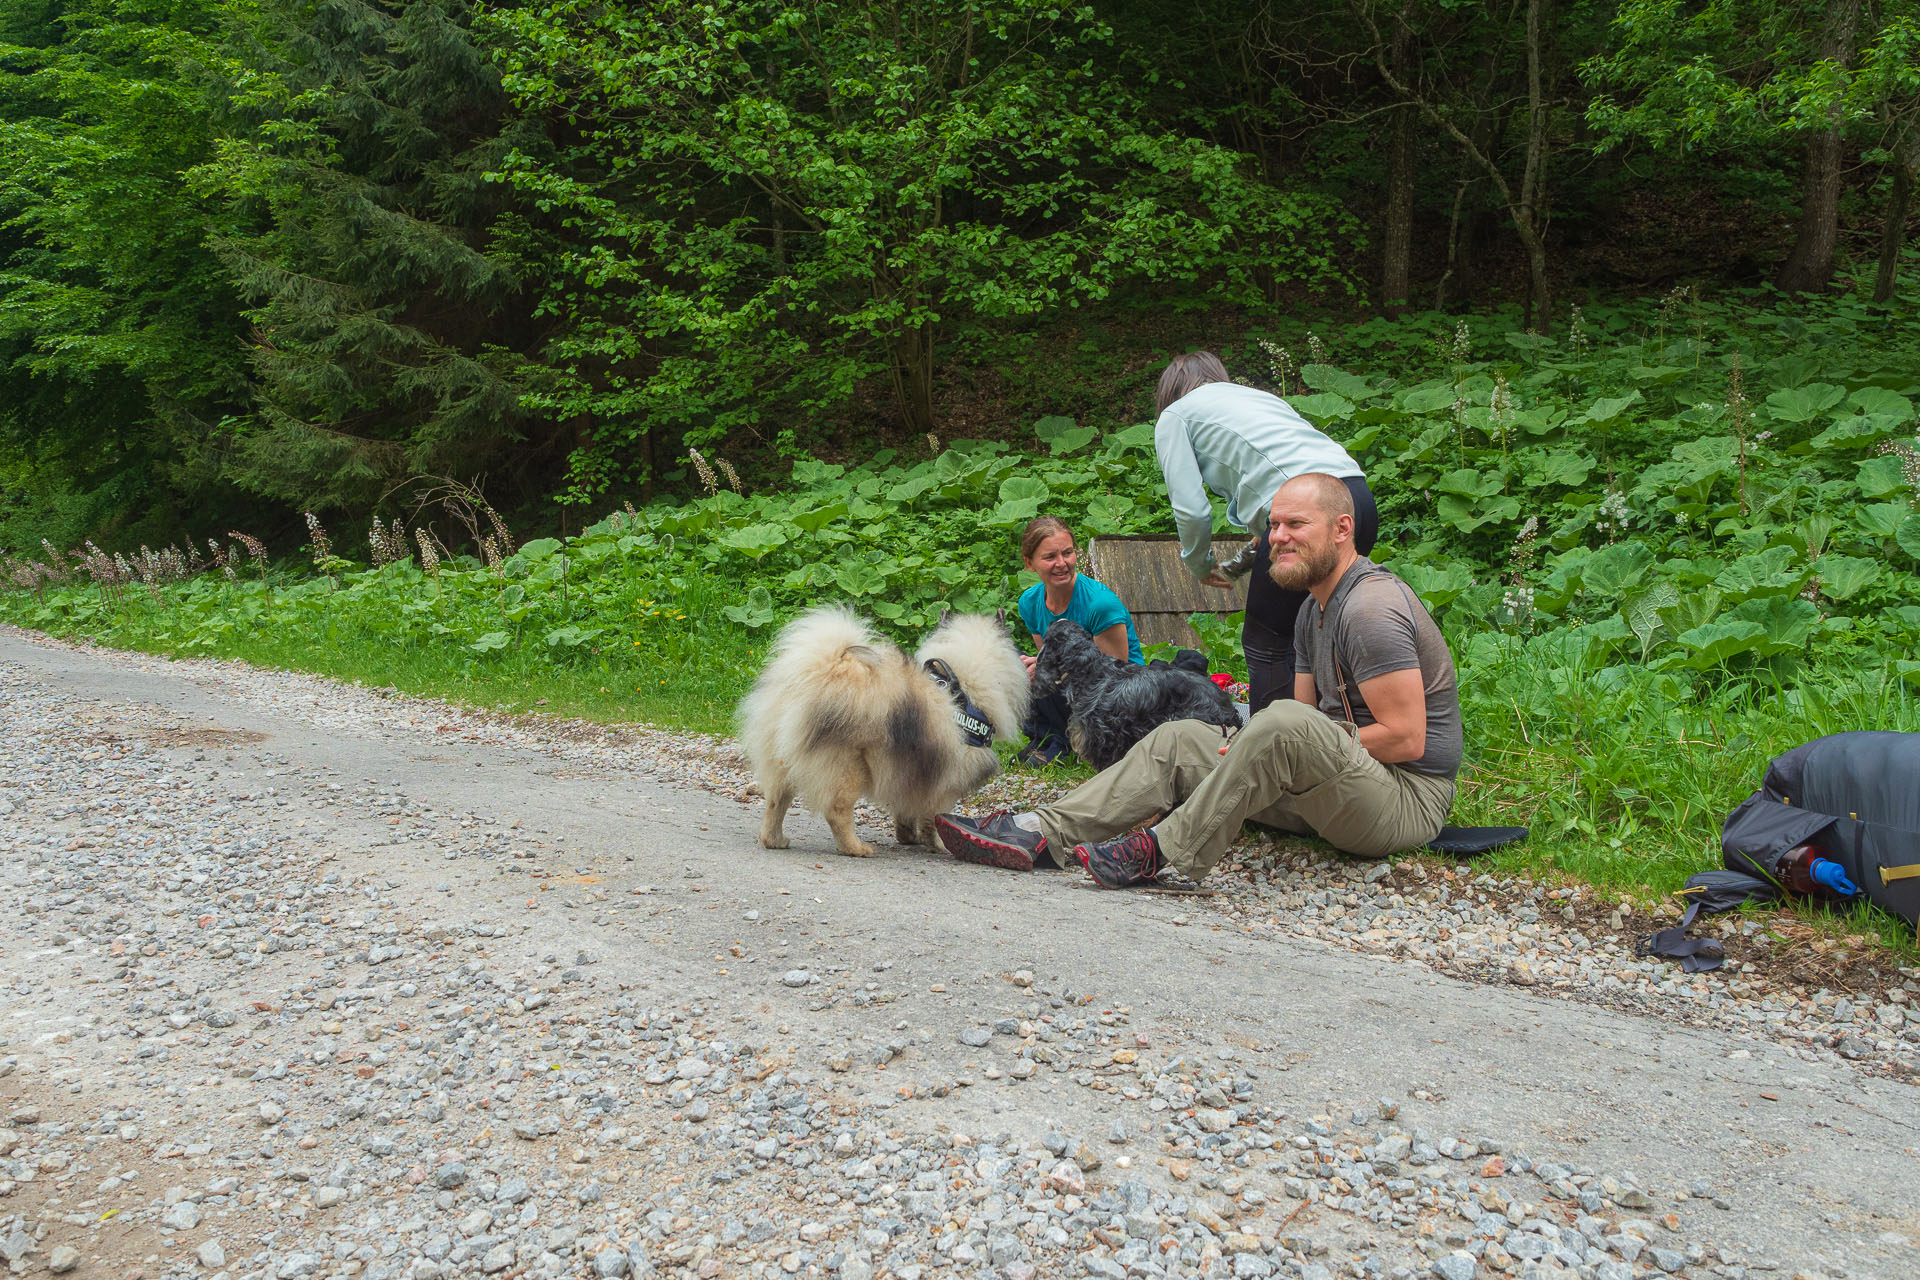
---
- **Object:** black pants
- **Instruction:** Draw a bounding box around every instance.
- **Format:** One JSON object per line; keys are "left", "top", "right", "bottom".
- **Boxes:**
{"left": 1023, "top": 691, "right": 1073, "bottom": 754}
{"left": 1243, "top": 474, "right": 1379, "bottom": 713}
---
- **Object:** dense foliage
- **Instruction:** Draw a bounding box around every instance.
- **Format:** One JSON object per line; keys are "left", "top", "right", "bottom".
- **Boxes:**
{"left": 3, "top": 0, "right": 1916, "bottom": 548}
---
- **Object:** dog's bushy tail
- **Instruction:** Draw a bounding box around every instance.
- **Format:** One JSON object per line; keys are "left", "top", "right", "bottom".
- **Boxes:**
{"left": 738, "top": 607, "right": 954, "bottom": 809}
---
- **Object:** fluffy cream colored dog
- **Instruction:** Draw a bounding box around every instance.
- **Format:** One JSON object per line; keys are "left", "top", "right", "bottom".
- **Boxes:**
{"left": 738, "top": 607, "right": 1029, "bottom": 856}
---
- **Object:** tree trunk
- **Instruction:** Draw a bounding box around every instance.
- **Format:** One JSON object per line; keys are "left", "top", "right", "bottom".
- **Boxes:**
{"left": 1776, "top": 0, "right": 1863, "bottom": 293}
{"left": 1872, "top": 137, "right": 1916, "bottom": 304}
{"left": 1380, "top": 12, "right": 1416, "bottom": 317}
{"left": 1435, "top": 179, "right": 1468, "bottom": 310}
{"left": 892, "top": 324, "right": 936, "bottom": 436}
{"left": 1778, "top": 128, "right": 1850, "bottom": 292}
{"left": 1516, "top": 0, "right": 1553, "bottom": 331}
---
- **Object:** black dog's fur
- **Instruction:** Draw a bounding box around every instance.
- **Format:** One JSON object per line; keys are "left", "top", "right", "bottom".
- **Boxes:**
{"left": 1031, "top": 620, "right": 1239, "bottom": 769}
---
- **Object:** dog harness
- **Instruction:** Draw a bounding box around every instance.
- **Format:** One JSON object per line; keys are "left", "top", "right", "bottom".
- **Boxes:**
{"left": 922, "top": 658, "right": 994, "bottom": 748}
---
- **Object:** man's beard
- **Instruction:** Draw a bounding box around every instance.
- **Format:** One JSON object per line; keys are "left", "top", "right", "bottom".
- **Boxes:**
{"left": 1267, "top": 539, "right": 1339, "bottom": 591}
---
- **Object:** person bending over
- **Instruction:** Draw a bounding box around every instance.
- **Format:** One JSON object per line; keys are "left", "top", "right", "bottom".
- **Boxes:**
{"left": 1013, "top": 516, "right": 1143, "bottom": 765}
{"left": 1154, "top": 351, "right": 1380, "bottom": 713}
{"left": 939, "top": 473, "right": 1458, "bottom": 886}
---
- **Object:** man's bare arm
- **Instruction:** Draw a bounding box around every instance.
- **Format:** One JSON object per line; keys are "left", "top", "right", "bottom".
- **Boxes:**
{"left": 1352, "top": 668, "right": 1427, "bottom": 764}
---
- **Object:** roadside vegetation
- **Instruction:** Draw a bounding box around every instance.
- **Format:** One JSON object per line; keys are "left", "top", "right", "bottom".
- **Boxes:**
{"left": 6, "top": 288, "right": 1917, "bottom": 952}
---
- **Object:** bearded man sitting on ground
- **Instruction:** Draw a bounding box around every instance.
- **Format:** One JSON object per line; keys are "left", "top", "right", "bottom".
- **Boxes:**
{"left": 937, "top": 471, "right": 1462, "bottom": 888}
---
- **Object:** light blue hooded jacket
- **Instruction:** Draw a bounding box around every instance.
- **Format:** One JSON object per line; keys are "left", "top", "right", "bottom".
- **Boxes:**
{"left": 1153, "top": 382, "right": 1363, "bottom": 580}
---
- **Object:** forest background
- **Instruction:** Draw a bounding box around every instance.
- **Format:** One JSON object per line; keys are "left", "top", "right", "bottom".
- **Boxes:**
{"left": 4, "top": 1, "right": 1920, "bottom": 930}
{"left": 2, "top": 0, "right": 1916, "bottom": 545}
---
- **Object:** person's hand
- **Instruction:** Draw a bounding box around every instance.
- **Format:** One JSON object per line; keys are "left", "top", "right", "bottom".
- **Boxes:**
{"left": 1810, "top": 858, "right": 1860, "bottom": 896}
{"left": 1021, "top": 653, "right": 1036, "bottom": 677}
{"left": 1201, "top": 570, "right": 1233, "bottom": 589}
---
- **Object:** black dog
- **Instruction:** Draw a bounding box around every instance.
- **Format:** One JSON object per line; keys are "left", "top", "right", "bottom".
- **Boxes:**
{"left": 1031, "top": 620, "right": 1239, "bottom": 769}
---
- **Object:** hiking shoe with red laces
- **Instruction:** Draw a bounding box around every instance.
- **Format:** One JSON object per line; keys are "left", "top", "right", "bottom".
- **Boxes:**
{"left": 937, "top": 812, "right": 1046, "bottom": 872}
{"left": 1075, "top": 829, "right": 1164, "bottom": 888}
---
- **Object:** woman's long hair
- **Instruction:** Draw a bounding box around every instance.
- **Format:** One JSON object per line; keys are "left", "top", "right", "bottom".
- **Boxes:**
{"left": 1155, "top": 351, "right": 1231, "bottom": 415}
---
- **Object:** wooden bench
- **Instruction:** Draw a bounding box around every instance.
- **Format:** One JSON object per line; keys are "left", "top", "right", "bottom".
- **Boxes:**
{"left": 1085, "top": 534, "right": 1254, "bottom": 648}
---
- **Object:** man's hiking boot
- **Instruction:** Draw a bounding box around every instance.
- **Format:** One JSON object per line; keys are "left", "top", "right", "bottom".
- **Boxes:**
{"left": 937, "top": 812, "right": 1047, "bottom": 872}
{"left": 1076, "top": 829, "right": 1164, "bottom": 888}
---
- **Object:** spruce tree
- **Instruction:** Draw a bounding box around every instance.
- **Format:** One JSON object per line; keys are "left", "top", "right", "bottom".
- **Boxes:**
{"left": 202, "top": 0, "right": 552, "bottom": 513}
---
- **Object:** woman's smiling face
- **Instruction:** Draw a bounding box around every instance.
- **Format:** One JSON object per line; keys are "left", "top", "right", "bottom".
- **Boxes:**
{"left": 1025, "top": 530, "right": 1077, "bottom": 588}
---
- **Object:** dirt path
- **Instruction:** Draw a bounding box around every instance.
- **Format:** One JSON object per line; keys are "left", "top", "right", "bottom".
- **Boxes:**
{"left": 0, "top": 628, "right": 1915, "bottom": 1280}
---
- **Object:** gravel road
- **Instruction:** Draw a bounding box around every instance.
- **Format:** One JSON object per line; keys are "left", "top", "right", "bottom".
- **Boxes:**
{"left": 0, "top": 626, "right": 1915, "bottom": 1280}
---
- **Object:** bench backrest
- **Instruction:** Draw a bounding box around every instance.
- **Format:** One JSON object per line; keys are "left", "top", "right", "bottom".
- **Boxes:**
{"left": 1085, "top": 534, "right": 1252, "bottom": 648}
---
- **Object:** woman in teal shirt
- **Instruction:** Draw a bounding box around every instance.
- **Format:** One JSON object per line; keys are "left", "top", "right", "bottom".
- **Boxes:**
{"left": 1014, "top": 516, "right": 1141, "bottom": 763}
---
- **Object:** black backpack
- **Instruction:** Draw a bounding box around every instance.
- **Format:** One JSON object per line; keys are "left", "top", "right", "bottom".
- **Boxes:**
{"left": 1640, "top": 731, "right": 1920, "bottom": 970}
{"left": 1720, "top": 731, "right": 1920, "bottom": 930}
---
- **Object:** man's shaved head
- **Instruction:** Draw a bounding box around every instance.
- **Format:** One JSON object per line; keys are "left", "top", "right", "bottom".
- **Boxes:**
{"left": 1277, "top": 472, "right": 1355, "bottom": 521}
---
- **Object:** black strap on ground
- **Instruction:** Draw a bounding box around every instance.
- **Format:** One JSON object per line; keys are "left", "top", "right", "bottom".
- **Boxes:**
{"left": 1426, "top": 825, "right": 1530, "bottom": 855}
{"left": 1634, "top": 901, "right": 1725, "bottom": 973}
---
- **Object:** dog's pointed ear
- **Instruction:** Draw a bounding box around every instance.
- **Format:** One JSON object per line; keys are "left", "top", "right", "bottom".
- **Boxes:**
{"left": 938, "top": 609, "right": 952, "bottom": 628}
{"left": 994, "top": 607, "right": 1007, "bottom": 627}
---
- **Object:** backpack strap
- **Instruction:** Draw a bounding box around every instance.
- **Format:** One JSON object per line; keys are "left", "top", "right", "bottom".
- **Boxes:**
{"left": 1633, "top": 900, "right": 1725, "bottom": 973}
{"left": 1324, "top": 569, "right": 1425, "bottom": 730}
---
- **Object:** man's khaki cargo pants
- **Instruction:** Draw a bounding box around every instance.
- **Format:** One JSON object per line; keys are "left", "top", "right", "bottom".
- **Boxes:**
{"left": 1034, "top": 699, "right": 1455, "bottom": 881}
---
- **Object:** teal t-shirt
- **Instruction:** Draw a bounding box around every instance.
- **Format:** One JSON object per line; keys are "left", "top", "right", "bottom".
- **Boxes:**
{"left": 1018, "top": 575, "right": 1143, "bottom": 665}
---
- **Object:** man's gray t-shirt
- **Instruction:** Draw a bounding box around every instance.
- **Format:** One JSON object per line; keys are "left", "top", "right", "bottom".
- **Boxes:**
{"left": 1293, "top": 558, "right": 1462, "bottom": 779}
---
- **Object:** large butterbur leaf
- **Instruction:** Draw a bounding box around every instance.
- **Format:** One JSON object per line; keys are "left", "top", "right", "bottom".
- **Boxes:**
{"left": 1897, "top": 514, "right": 1920, "bottom": 561}
{"left": 719, "top": 523, "right": 791, "bottom": 559}
{"left": 1858, "top": 455, "right": 1905, "bottom": 498}
{"left": 1712, "top": 545, "right": 1805, "bottom": 602}
{"left": 1299, "top": 364, "right": 1381, "bottom": 400}
{"left": 1394, "top": 561, "right": 1475, "bottom": 609}
{"left": 988, "top": 475, "right": 1051, "bottom": 526}
{"left": 1625, "top": 582, "right": 1679, "bottom": 657}
{"left": 1814, "top": 555, "right": 1880, "bottom": 601}
{"left": 1657, "top": 586, "right": 1723, "bottom": 636}
{"left": 1726, "top": 595, "right": 1819, "bottom": 654}
{"left": 1034, "top": 415, "right": 1096, "bottom": 454}
{"left": 1529, "top": 449, "right": 1593, "bottom": 487}
{"left": 1855, "top": 503, "right": 1909, "bottom": 538}
{"left": 1762, "top": 382, "right": 1845, "bottom": 422}
{"left": 1399, "top": 384, "right": 1457, "bottom": 413}
{"left": 722, "top": 585, "right": 776, "bottom": 628}
{"left": 1081, "top": 493, "right": 1136, "bottom": 535}
{"left": 1578, "top": 392, "right": 1641, "bottom": 424}
{"left": 1810, "top": 413, "right": 1903, "bottom": 451}
{"left": 1433, "top": 467, "right": 1503, "bottom": 498}
{"left": 1289, "top": 393, "right": 1356, "bottom": 421}
{"left": 834, "top": 561, "right": 888, "bottom": 596}
{"left": 790, "top": 498, "right": 848, "bottom": 532}
{"left": 1848, "top": 387, "right": 1916, "bottom": 420}
{"left": 1675, "top": 619, "right": 1767, "bottom": 667}
{"left": 1436, "top": 493, "right": 1520, "bottom": 532}
{"left": 1578, "top": 542, "right": 1654, "bottom": 599}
